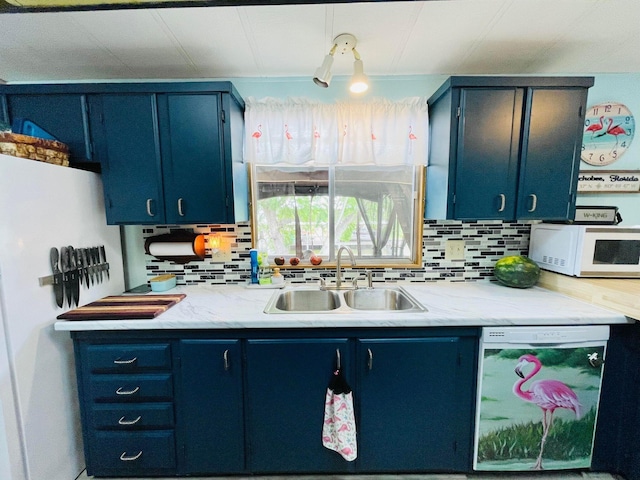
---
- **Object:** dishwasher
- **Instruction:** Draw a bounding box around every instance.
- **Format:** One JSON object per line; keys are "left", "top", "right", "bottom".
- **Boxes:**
{"left": 473, "top": 325, "right": 609, "bottom": 472}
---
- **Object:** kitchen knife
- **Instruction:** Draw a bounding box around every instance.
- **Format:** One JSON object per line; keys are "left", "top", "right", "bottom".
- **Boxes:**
{"left": 75, "top": 248, "right": 84, "bottom": 287}
{"left": 68, "top": 246, "right": 80, "bottom": 307}
{"left": 80, "top": 248, "right": 91, "bottom": 286}
{"left": 92, "top": 247, "right": 102, "bottom": 283}
{"left": 60, "top": 246, "right": 71, "bottom": 307}
{"left": 50, "top": 247, "right": 64, "bottom": 308}
{"left": 100, "top": 245, "right": 110, "bottom": 280}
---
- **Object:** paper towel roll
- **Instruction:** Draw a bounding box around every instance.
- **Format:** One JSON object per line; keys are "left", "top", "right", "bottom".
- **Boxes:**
{"left": 148, "top": 242, "right": 196, "bottom": 257}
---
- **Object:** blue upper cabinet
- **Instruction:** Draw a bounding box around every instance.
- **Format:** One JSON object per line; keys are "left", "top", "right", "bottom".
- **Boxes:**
{"left": 88, "top": 93, "right": 166, "bottom": 224}
{"left": 89, "top": 83, "right": 247, "bottom": 225}
{"left": 0, "top": 90, "right": 95, "bottom": 168}
{"left": 1, "top": 82, "right": 247, "bottom": 225}
{"left": 426, "top": 76, "right": 593, "bottom": 221}
{"left": 157, "top": 93, "right": 227, "bottom": 224}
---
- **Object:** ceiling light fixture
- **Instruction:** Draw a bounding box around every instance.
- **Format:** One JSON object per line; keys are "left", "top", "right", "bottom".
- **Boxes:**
{"left": 313, "top": 33, "right": 369, "bottom": 94}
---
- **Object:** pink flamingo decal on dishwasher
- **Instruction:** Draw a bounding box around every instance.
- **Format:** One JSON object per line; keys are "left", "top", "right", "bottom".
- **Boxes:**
{"left": 513, "top": 354, "right": 582, "bottom": 470}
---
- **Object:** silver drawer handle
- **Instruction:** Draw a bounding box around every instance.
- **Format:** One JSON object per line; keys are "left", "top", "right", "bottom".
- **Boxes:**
{"left": 120, "top": 451, "right": 143, "bottom": 462}
{"left": 178, "top": 197, "right": 185, "bottom": 216}
{"left": 118, "top": 415, "right": 142, "bottom": 425}
{"left": 528, "top": 193, "right": 538, "bottom": 212}
{"left": 115, "top": 386, "right": 140, "bottom": 396}
{"left": 367, "top": 348, "right": 373, "bottom": 371}
{"left": 113, "top": 357, "right": 137, "bottom": 365}
{"left": 497, "top": 194, "right": 506, "bottom": 212}
{"left": 146, "top": 198, "right": 155, "bottom": 217}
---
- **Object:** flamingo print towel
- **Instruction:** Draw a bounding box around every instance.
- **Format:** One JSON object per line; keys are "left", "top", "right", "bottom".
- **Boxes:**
{"left": 322, "top": 368, "right": 357, "bottom": 461}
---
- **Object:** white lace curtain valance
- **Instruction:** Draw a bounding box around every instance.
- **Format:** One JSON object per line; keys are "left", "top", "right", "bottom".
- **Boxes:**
{"left": 244, "top": 97, "right": 429, "bottom": 166}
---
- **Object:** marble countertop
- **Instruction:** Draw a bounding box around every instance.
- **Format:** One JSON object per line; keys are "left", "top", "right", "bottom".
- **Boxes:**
{"left": 53, "top": 281, "right": 630, "bottom": 331}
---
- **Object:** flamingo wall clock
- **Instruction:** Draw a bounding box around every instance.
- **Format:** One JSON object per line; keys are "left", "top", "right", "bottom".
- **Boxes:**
{"left": 581, "top": 102, "right": 635, "bottom": 166}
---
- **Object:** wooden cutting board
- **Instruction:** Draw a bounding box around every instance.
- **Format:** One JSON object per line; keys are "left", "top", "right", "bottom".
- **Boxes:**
{"left": 57, "top": 294, "right": 186, "bottom": 320}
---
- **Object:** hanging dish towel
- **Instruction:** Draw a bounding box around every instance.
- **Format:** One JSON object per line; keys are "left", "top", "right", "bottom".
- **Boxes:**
{"left": 322, "top": 368, "right": 357, "bottom": 461}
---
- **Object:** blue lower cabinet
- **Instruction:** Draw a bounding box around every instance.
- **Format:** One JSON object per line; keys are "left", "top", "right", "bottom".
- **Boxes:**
{"left": 177, "top": 339, "right": 245, "bottom": 474}
{"left": 356, "top": 337, "right": 477, "bottom": 472}
{"left": 245, "top": 338, "right": 355, "bottom": 474}
{"left": 73, "top": 330, "right": 479, "bottom": 476}
{"left": 87, "top": 430, "right": 176, "bottom": 476}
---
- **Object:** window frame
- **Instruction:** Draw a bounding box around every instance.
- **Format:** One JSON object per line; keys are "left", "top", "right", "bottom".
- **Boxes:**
{"left": 249, "top": 164, "right": 425, "bottom": 268}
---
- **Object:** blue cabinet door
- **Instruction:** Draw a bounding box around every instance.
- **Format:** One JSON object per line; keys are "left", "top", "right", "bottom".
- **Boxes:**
{"left": 245, "top": 338, "right": 354, "bottom": 474}
{"left": 157, "top": 93, "right": 227, "bottom": 224}
{"left": 5, "top": 93, "right": 93, "bottom": 165}
{"left": 177, "top": 339, "right": 244, "bottom": 474}
{"left": 89, "top": 94, "right": 165, "bottom": 224}
{"left": 454, "top": 88, "right": 522, "bottom": 220}
{"left": 517, "top": 87, "right": 586, "bottom": 220}
{"left": 356, "top": 336, "right": 476, "bottom": 472}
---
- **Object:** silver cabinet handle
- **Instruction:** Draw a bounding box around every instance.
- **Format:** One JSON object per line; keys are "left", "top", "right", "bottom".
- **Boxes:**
{"left": 115, "top": 386, "right": 140, "bottom": 396}
{"left": 223, "top": 349, "right": 230, "bottom": 371}
{"left": 113, "top": 357, "right": 137, "bottom": 365}
{"left": 336, "top": 349, "right": 341, "bottom": 370}
{"left": 497, "top": 194, "right": 506, "bottom": 212}
{"left": 528, "top": 193, "right": 538, "bottom": 212}
{"left": 178, "top": 197, "right": 185, "bottom": 217}
{"left": 367, "top": 348, "right": 373, "bottom": 370}
{"left": 118, "top": 415, "right": 142, "bottom": 426}
{"left": 146, "top": 199, "right": 155, "bottom": 217}
{"left": 120, "top": 451, "right": 143, "bottom": 462}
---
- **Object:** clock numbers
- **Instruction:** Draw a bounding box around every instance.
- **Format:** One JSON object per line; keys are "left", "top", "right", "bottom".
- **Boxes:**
{"left": 581, "top": 102, "right": 635, "bottom": 166}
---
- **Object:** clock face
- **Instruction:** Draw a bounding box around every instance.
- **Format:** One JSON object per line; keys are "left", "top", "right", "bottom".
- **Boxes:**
{"left": 581, "top": 102, "right": 635, "bottom": 166}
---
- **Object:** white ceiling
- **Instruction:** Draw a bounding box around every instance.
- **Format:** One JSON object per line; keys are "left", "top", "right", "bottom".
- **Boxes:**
{"left": 1, "top": 0, "right": 639, "bottom": 84}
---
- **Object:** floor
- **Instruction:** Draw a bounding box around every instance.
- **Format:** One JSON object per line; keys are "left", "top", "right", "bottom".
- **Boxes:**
{"left": 76, "top": 472, "right": 623, "bottom": 480}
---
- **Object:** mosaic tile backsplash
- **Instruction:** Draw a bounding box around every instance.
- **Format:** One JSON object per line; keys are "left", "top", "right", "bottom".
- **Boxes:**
{"left": 143, "top": 220, "right": 531, "bottom": 286}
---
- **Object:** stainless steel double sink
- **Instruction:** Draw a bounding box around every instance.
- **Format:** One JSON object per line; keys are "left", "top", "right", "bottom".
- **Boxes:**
{"left": 264, "top": 285, "right": 426, "bottom": 314}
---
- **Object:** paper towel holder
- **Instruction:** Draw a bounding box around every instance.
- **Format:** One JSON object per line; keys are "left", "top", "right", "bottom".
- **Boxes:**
{"left": 144, "top": 231, "right": 206, "bottom": 264}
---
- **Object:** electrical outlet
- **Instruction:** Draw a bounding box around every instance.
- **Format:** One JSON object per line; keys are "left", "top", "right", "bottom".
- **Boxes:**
{"left": 445, "top": 240, "right": 465, "bottom": 261}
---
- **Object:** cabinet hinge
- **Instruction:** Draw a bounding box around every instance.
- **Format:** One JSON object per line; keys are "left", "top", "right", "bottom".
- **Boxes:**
{"left": 221, "top": 109, "right": 226, "bottom": 123}
{"left": 452, "top": 194, "right": 456, "bottom": 205}
{"left": 456, "top": 106, "right": 461, "bottom": 118}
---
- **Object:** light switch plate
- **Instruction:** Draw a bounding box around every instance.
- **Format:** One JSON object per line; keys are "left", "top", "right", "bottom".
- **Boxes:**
{"left": 445, "top": 240, "right": 465, "bottom": 261}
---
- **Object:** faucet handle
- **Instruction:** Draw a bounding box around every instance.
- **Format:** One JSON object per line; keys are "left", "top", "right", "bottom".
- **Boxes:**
{"left": 351, "top": 270, "right": 373, "bottom": 289}
{"left": 311, "top": 277, "right": 326, "bottom": 288}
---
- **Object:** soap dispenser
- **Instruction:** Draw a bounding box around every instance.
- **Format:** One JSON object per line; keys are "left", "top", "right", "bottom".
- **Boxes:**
{"left": 271, "top": 267, "right": 284, "bottom": 286}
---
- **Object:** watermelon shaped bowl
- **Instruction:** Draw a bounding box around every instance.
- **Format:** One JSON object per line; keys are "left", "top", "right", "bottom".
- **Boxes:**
{"left": 493, "top": 255, "right": 540, "bottom": 288}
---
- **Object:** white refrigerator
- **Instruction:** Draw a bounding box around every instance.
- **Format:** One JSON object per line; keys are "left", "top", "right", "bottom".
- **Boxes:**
{"left": 0, "top": 153, "right": 125, "bottom": 480}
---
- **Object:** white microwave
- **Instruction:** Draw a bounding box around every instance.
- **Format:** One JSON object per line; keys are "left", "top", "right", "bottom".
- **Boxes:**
{"left": 529, "top": 223, "right": 640, "bottom": 277}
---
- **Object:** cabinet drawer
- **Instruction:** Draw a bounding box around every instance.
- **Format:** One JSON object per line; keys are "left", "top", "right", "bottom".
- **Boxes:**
{"left": 92, "top": 403, "right": 174, "bottom": 430}
{"left": 90, "top": 374, "right": 173, "bottom": 402}
{"left": 89, "top": 430, "right": 176, "bottom": 474}
{"left": 84, "top": 344, "right": 171, "bottom": 372}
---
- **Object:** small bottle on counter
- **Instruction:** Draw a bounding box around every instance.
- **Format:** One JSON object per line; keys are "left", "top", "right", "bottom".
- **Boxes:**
{"left": 271, "top": 267, "right": 284, "bottom": 286}
{"left": 250, "top": 249, "right": 259, "bottom": 284}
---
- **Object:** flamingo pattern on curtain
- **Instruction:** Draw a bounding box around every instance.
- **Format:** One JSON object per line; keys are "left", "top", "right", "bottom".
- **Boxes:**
{"left": 244, "top": 97, "right": 429, "bottom": 166}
